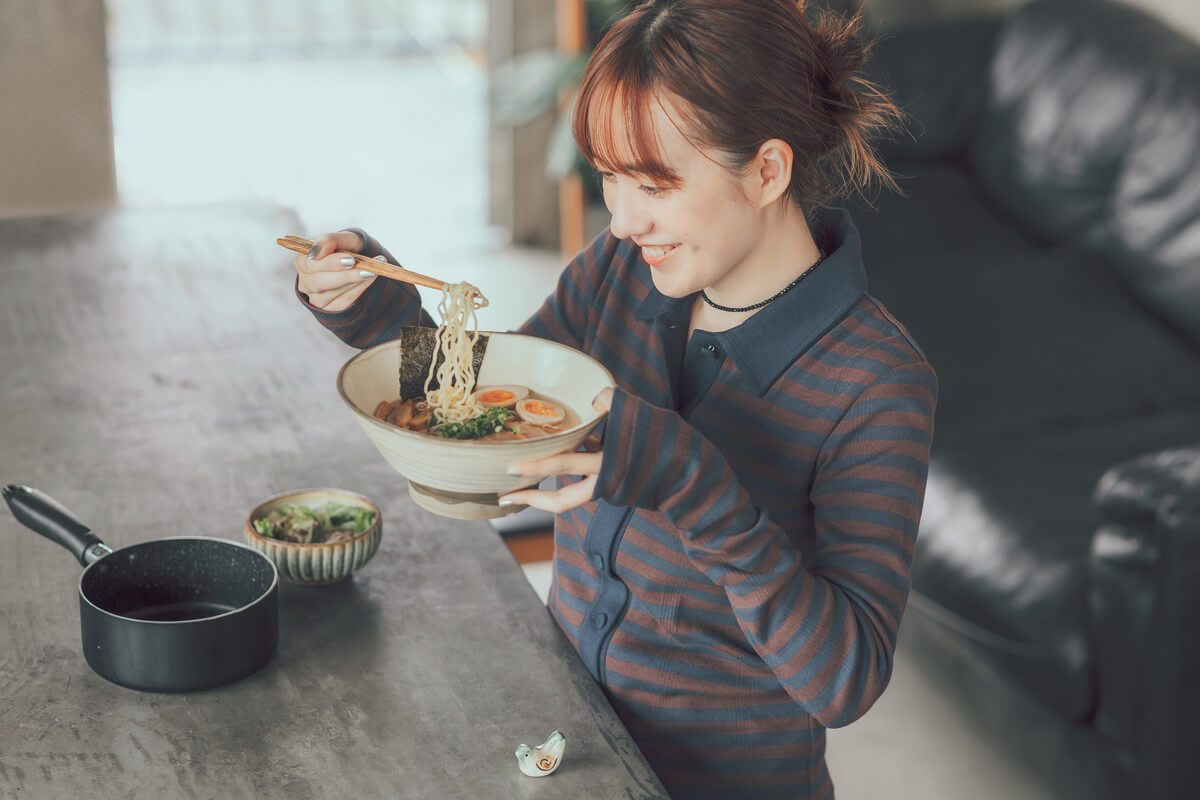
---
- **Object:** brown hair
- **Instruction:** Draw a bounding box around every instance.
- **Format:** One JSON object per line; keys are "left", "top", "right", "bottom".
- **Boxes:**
{"left": 572, "top": 0, "right": 902, "bottom": 208}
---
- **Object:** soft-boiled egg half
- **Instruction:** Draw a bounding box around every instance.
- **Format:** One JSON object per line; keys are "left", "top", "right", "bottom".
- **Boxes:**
{"left": 515, "top": 397, "right": 566, "bottom": 426}
{"left": 473, "top": 385, "right": 529, "bottom": 409}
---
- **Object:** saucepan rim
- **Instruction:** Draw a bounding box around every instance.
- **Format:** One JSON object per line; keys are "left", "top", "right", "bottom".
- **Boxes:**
{"left": 77, "top": 535, "right": 279, "bottom": 624}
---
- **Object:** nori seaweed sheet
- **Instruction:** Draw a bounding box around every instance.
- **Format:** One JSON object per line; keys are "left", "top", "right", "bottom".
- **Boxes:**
{"left": 397, "top": 326, "right": 489, "bottom": 401}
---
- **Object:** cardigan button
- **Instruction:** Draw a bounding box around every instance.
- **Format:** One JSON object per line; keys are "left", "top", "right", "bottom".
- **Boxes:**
{"left": 592, "top": 612, "right": 609, "bottom": 628}
{"left": 591, "top": 553, "right": 604, "bottom": 571}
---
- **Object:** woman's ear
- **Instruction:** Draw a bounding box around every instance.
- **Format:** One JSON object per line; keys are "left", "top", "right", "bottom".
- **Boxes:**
{"left": 752, "top": 138, "right": 793, "bottom": 208}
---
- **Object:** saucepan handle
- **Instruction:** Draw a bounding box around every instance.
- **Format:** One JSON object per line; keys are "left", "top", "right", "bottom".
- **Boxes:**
{"left": 2, "top": 484, "right": 112, "bottom": 566}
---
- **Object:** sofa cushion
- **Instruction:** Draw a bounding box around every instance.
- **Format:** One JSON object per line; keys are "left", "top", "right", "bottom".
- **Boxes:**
{"left": 851, "top": 162, "right": 1200, "bottom": 445}
{"left": 863, "top": 13, "right": 1002, "bottom": 164}
{"left": 969, "top": 0, "right": 1200, "bottom": 348}
{"left": 1090, "top": 445, "right": 1200, "bottom": 751}
{"left": 911, "top": 406, "right": 1200, "bottom": 720}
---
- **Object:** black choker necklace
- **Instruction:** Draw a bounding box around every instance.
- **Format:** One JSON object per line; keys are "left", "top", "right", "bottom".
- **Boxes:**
{"left": 700, "top": 251, "right": 827, "bottom": 313}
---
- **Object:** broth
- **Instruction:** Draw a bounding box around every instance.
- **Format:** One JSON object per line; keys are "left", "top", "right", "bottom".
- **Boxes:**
{"left": 373, "top": 387, "right": 580, "bottom": 441}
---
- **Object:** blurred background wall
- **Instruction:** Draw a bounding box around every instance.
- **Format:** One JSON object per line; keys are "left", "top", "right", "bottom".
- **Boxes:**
{"left": 0, "top": 0, "right": 1196, "bottom": 230}
{"left": 0, "top": 0, "right": 116, "bottom": 219}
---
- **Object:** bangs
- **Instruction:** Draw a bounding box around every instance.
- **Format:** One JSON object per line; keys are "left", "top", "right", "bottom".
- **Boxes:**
{"left": 572, "top": 46, "right": 683, "bottom": 188}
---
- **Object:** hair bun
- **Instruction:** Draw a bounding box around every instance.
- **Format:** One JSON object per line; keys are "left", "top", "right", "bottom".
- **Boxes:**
{"left": 812, "top": 12, "right": 870, "bottom": 123}
{"left": 806, "top": 8, "right": 902, "bottom": 203}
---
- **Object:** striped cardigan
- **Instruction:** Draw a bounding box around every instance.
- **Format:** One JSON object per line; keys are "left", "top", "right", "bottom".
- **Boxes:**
{"left": 300, "top": 208, "right": 937, "bottom": 799}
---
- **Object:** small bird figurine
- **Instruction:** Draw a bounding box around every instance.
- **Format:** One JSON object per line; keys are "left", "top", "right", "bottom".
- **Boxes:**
{"left": 515, "top": 730, "right": 566, "bottom": 777}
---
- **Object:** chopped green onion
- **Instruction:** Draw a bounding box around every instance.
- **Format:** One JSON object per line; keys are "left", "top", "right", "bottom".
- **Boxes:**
{"left": 431, "top": 407, "right": 515, "bottom": 439}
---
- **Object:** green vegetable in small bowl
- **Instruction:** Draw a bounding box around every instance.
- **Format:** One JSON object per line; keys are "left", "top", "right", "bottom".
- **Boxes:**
{"left": 251, "top": 502, "right": 376, "bottom": 544}
{"left": 245, "top": 488, "right": 383, "bottom": 585}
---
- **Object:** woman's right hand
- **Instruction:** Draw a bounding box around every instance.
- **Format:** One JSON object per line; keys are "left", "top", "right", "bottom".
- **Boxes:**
{"left": 293, "top": 231, "right": 381, "bottom": 312}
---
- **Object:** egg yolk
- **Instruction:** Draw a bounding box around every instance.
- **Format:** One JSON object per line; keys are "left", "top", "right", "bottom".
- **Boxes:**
{"left": 521, "top": 399, "right": 558, "bottom": 417}
{"left": 478, "top": 389, "right": 515, "bottom": 404}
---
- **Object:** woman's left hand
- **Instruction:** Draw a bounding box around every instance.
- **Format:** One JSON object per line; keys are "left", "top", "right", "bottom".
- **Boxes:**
{"left": 499, "top": 388, "right": 614, "bottom": 513}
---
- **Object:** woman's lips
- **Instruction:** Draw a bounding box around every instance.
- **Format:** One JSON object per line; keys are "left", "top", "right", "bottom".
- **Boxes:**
{"left": 640, "top": 243, "right": 681, "bottom": 266}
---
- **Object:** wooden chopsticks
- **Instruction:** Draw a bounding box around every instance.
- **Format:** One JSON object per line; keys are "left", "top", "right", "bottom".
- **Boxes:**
{"left": 276, "top": 234, "right": 448, "bottom": 292}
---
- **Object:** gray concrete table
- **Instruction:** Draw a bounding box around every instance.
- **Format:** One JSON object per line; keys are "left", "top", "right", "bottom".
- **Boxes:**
{"left": 0, "top": 205, "right": 666, "bottom": 800}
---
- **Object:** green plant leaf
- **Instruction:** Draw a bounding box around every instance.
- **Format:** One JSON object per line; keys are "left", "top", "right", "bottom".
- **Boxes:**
{"left": 587, "top": 0, "right": 634, "bottom": 41}
{"left": 489, "top": 0, "right": 634, "bottom": 180}
{"left": 489, "top": 49, "right": 588, "bottom": 126}
{"left": 544, "top": 100, "right": 584, "bottom": 181}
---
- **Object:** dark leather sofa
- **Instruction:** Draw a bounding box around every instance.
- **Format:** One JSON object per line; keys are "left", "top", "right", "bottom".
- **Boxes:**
{"left": 853, "top": 1, "right": 1200, "bottom": 797}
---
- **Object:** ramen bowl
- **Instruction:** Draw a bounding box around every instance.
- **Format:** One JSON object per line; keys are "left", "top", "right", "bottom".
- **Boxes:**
{"left": 336, "top": 329, "right": 615, "bottom": 520}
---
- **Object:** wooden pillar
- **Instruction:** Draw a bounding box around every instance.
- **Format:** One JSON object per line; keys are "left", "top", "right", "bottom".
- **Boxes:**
{"left": 556, "top": 0, "right": 588, "bottom": 260}
{"left": 487, "top": 0, "right": 560, "bottom": 249}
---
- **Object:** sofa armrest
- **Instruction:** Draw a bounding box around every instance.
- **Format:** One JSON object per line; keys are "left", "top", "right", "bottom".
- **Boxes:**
{"left": 863, "top": 14, "right": 1002, "bottom": 164}
{"left": 1089, "top": 447, "right": 1200, "bottom": 798}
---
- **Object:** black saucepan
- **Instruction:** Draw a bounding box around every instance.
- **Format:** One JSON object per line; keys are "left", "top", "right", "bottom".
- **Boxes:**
{"left": 2, "top": 484, "right": 278, "bottom": 692}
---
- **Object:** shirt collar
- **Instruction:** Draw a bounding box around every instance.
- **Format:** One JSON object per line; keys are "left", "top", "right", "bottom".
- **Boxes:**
{"left": 634, "top": 207, "right": 868, "bottom": 395}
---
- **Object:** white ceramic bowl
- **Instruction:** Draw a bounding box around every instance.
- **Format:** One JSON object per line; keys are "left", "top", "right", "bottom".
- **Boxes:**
{"left": 337, "top": 332, "right": 615, "bottom": 519}
{"left": 244, "top": 488, "right": 382, "bottom": 585}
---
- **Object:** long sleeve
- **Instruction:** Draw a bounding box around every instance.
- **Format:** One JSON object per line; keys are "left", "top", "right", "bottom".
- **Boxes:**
{"left": 300, "top": 228, "right": 621, "bottom": 350}
{"left": 516, "top": 231, "right": 622, "bottom": 350}
{"left": 296, "top": 227, "right": 434, "bottom": 348}
{"left": 592, "top": 360, "right": 938, "bottom": 727}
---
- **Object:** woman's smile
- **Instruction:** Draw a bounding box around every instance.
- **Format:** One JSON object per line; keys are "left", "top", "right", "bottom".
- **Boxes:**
{"left": 638, "top": 242, "right": 682, "bottom": 266}
{"left": 595, "top": 94, "right": 784, "bottom": 300}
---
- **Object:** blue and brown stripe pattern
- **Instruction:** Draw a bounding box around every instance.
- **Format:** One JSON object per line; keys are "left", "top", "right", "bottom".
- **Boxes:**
{"left": 301, "top": 208, "right": 937, "bottom": 799}
{"left": 295, "top": 227, "right": 434, "bottom": 347}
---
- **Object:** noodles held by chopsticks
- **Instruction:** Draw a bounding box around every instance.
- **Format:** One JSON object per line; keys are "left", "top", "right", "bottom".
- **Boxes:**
{"left": 423, "top": 282, "right": 489, "bottom": 428}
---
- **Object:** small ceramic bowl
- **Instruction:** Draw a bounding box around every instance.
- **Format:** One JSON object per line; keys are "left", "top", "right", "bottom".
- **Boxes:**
{"left": 337, "top": 330, "right": 614, "bottom": 520}
{"left": 244, "top": 488, "right": 382, "bottom": 585}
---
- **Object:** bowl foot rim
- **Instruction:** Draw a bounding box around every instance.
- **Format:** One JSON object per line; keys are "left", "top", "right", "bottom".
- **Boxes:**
{"left": 407, "top": 480, "right": 531, "bottom": 520}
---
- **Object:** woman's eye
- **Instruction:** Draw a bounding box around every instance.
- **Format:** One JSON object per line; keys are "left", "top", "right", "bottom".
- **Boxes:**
{"left": 640, "top": 185, "right": 668, "bottom": 197}
{"left": 596, "top": 171, "right": 616, "bottom": 183}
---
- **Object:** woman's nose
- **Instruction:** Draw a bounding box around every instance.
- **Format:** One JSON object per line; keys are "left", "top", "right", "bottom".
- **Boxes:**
{"left": 606, "top": 187, "right": 651, "bottom": 240}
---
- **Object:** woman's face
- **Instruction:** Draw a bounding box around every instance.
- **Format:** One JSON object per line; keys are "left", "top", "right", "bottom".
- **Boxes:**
{"left": 597, "top": 98, "right": 767, "bottom": 299}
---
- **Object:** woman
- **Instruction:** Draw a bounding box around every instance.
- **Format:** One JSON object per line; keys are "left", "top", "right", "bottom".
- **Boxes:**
{"left": 294, "top": 1, "right": 936, "bottom": 797}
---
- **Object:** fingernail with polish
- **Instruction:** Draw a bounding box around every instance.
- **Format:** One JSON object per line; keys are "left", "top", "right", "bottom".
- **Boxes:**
{"left": 340, "top": 257, "right": 356, "bottom": 267}
{"left": 307, "top": 245, "right": 321, "bottom": 259}
{"left": 498, "top": 500, "right": 514, "bottom": 507}
{"left": 506, "top": 468, "right": 522, "bottom": 476}
{"left": 358, "top": 270, "right": 374, "bottom": 279}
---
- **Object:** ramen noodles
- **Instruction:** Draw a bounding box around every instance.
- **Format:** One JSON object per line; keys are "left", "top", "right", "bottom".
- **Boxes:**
{"left": 370, "top": 282, "right": 579, "bottom": 441}
{"left": 422, "top": 281, "right": 489, "bottom": 425}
